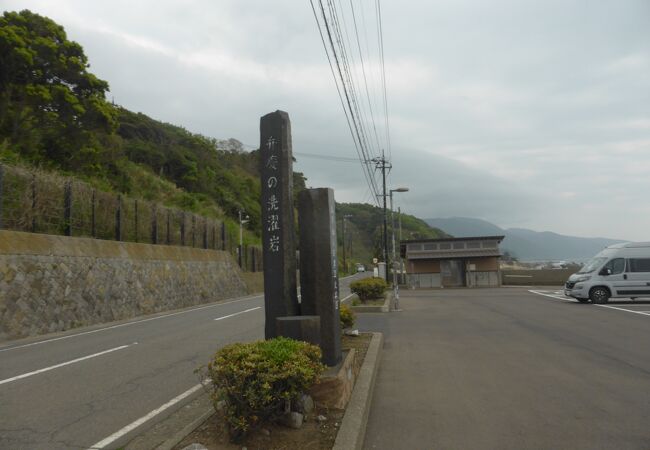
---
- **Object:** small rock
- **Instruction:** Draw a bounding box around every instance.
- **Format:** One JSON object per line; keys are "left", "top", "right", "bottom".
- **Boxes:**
{"left": 182, "top": 444, "right": 207, "bottom": 450}
{"left": 317, "top": 415, "right": 327, "bottom": 422}
{"left": 261, "top": 428, "right": 271, "bottom": 436}
{"left": 344, "top": 329, "right": 360, "bottom": 336}
{"left": 280, "top": 411, "right": 304, "bottom": 429}
{"left": 294, "top": 394, "right": 315, "bottom": 414}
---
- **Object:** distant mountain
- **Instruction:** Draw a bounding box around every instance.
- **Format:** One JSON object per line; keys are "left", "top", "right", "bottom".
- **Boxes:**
{"left": 425, "top": 217, "right": 625, "bottom": 261}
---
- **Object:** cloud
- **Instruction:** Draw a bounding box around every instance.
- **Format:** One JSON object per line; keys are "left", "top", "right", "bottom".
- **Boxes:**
{"left": 3, "top": 0, "right": 650, "bottom": 241}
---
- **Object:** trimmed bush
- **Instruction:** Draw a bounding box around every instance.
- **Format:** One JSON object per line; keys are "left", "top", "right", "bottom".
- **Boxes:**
{"left": 207, "top": 337, "right": 325, "bottom": 440}
{"left": 340, "top": 303, "right": 356, "bottom": 329}
{"left": 350, "top": 277, "right": 388, "bottom": 302}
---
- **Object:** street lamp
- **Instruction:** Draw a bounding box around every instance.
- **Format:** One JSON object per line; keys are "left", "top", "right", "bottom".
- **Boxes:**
{"left": 342, "top": 214, "right": 353, "bottom": 274}
{"left": 238, "top": 210, "right": 250, "bottom": 268}
{"left": 389, "top": 187, "right": 409, "bottom": 310}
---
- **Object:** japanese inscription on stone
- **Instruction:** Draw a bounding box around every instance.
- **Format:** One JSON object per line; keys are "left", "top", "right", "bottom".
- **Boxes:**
{"left": 259, "top": 111, "right": 299, "bottom": 339}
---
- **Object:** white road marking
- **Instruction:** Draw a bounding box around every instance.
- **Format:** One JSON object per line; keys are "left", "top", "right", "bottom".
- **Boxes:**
{"left": 214, "top": 306, "right": 261, "bottom": 321}
{"left": 528, "top": 290, "right": 573, "bottom": 302}
{"left": 529, "top": 290, "right": 650, "bottom": 318}
{"left": 89, "top": 380, "right": 210, "bottom": 449}
{"left": 341, "top": 292, "right": 355, "bottom": 302}
{"left": 0, "top": 343, "right": 135, "bottom": 386}
{"left": 0, "top": 295, "right": 263, "bottom": 354}
{"left": 593, "top": 305, "right": 650, "bottom": 317}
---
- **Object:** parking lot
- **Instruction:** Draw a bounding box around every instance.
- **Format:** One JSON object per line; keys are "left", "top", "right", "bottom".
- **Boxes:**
{"left": 359, "top": 287, "right": 650, "bottom": 450}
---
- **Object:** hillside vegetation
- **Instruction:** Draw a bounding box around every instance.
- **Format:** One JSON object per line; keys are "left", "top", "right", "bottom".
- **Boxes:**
{"left": 0, "top": 9, "right": 446, "bottom": 265}
{"left": 338, "top": 203, "right": 448, "bottom": 265}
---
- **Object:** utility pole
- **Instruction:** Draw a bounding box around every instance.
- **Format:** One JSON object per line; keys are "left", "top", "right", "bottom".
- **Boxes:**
{"left": 372, "top": 151, "right": 392, "bottom": 279}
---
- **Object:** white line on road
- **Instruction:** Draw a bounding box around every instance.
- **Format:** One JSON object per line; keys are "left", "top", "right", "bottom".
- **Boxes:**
{"left": 594, "top": 305, "right": 650, "bottom": 317}
{"left": 214, "top": 306, "right": 261, "bottom": 321}
{"left": 89, "top": 381, "right": 210, "bottom": 449}
{"left": 0, "top": 343, "right": 135, "bottom": 386}
{"left": 0, "top": 295, "right": 263, "bottom": 354}
{"left": 528, "top": 290, "right": 573, "bottom": 302}
{"left": 528, "top": 290, "right": 650, "bottom": 318}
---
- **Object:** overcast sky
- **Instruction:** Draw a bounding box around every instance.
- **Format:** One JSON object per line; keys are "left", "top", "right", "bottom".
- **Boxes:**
{"left": 5, "top": 0, "right": 649, "bottom": 240}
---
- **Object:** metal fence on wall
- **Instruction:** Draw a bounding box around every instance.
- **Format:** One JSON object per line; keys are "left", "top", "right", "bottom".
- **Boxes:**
{"left": 0, "top": 163, "right": 262, "bottom": 272}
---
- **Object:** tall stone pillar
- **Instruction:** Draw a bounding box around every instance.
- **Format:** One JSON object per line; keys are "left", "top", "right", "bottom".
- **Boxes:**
{"left": 298, "top": 188, "right": 342, "bottom": 366}
{"left": 260, "top": 110, "right": 299, "bottom": 339}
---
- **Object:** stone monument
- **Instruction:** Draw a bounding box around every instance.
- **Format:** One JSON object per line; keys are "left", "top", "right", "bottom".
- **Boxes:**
{"left": 298, "top": 188, "right": 342, "bottom": 366}
{"left": 259, "top": 111, "right": 300, "bottom": 339}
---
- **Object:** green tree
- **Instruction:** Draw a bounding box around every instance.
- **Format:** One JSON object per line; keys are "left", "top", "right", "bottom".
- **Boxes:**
{"left": 0, "top": 10, "right": 116, "bottom": 170}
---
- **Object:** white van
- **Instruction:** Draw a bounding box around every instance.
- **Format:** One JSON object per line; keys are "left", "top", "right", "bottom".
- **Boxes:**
{"left": 564, "top": 242, "right": 650, "bottom": 303}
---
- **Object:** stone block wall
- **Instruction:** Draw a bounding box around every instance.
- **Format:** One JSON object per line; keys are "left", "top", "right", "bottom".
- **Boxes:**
{"left": 0, "top": 230, "right": 249, "bottom": 340}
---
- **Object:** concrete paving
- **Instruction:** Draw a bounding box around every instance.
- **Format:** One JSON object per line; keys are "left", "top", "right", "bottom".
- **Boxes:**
{"left": 359, "top": 287, "right": 650, "bottom": 450}
{"left": 0, "top": 273, "right": 366, "bottom": 449}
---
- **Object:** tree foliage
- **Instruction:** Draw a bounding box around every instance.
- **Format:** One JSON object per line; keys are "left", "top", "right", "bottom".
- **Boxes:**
{"left": 0, "top": 10, "right": 117, "bottom": 171}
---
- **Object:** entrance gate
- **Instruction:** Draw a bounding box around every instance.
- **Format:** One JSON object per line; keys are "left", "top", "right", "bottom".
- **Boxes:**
{"left": 441, "top": 260, "right": 465, "bottom": 287}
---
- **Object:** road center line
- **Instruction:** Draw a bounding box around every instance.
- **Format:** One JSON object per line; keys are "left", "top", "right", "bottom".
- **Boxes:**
{"left": 214, "top": 306, "right": 261, "bottom": 321}
{"left": 0, "top": 295, "right": 263, "bottom": 354}
{"left": 89, "top": 380, "right": 211, "bottom": 449}
{"left": 0, "top": 343, "right": 135, "bottom": 386}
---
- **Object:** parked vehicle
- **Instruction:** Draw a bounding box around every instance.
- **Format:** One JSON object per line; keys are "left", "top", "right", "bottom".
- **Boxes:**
{"left": 564, "top": 242, "right": 650, "bottom": 303}
{"left": 356, "top": 263, "right": 366, "bottom": 273}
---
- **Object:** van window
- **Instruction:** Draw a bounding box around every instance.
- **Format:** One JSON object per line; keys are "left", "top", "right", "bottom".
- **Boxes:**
{"left": 628, "top": 258, "right": 650, "bottom": 273}
{"left": 579, "top": 257, "right": 607, "bottom": 274}
{"left": 602, "top": 258, "right": 625, "bottom": 275}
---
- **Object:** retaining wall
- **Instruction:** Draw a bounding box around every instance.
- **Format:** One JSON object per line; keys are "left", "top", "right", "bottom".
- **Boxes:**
{"left": 0, "top": 230, "right": 249, "bottom": 340}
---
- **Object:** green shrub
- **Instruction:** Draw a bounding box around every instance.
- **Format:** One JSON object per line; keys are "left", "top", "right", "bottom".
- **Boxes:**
{"left": 350, "top": 277, "right": 388, "bottom": 302}
{"left": 340, "top": 304, "right": 356, "bottom": 329}
{"left": 207, "top": 337, "right": 325, "bottom": 440}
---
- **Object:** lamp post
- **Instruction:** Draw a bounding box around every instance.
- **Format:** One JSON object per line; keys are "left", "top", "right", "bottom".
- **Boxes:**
{"left": 389, "top": 187, "right": 409, "bottom": 310}
{"left": 342, "top": 214, "right": 353, "bottom": 274}
{"left": 238, "top": 210, "right": 249, "bottom": 268}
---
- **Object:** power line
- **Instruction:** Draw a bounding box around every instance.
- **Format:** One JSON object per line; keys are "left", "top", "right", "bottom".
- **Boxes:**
{"left": 308, "top": 0, "right": 379, "bottom": 204}
{"left": 294, "top": 151, "right": 361, "bottom": 163}
{"left": 375, "top": 0, "right": 391, "bottom": 162}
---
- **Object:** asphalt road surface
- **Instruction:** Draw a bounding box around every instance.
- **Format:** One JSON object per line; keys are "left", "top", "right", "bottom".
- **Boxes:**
{"left": 360, "top": 287, "right": 650, "bottom": 450}
{"left": 0, "top": 273, "right": 366, "bottom": 449}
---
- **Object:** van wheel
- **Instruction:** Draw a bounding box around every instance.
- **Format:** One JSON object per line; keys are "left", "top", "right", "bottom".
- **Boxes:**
{"left": 577, "top": 298, "right": 589, "bottom": 303}
{"left": 590, "top": 287, "right": 610, "bottom": 304}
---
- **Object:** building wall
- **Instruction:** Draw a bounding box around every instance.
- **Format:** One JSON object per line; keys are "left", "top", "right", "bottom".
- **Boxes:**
{"left": 407, "top": 256, "right": 501, "bottom": 288}
{"left": 0, "top": 230, "right": 250, "bottom": 340}
{"left": 409, "top": 259, "right": 441, "bottom": 274}
{"left": 466, "top": 257, "right": 499, "bottom": 271}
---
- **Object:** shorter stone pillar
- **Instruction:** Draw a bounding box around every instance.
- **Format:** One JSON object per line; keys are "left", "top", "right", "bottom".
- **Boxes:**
{"left": 298, "top": 188, "right": 342, "bottom": 366}
{"left": 276, "top": 316, "right": 321, "bottom": 347}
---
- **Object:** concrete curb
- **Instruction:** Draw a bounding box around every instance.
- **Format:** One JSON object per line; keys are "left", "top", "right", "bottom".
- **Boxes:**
{"left": 155, "top": 404, "right": 214, "bottom": 450}
{"left": 114, "top": 382, "right": 210, "bottom": 450}
{"left": 332, "top": 332, "right": 383, "bottom": 450}
{"left": 349, "top": 291, "right": 393, "bottom": 313}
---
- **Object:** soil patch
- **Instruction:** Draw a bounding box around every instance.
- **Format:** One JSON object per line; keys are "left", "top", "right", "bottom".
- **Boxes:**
{"left": 175, "top": 333, "right": 372, "bottom": 450}
{"left": 352, "top": 297, "right": 385, "bottom": 306}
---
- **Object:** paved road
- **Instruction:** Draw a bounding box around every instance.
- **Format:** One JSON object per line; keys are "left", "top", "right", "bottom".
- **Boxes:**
{"left": 0, "top": 273, "right": 366, "bottom": 449}
{"left": 360, "top": 287, "right": 650, "bottom": 450}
